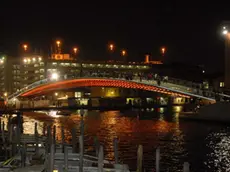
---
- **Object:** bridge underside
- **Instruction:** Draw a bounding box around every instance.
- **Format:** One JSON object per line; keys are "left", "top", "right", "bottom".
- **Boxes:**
{"left": 20, "top": 78, "right": 190, "bottom": 98}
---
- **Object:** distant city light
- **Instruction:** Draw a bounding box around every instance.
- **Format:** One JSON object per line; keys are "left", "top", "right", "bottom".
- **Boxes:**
{"left": 32, "top": 57, "right": 36, "bottom": 61}
{"left": 4, "top": 92, "right": 7, "bottom": 97}
{"left": 38, "top": 57, "right": 42, "bottom": 61}
{"left": 202, "top": 70, "right": 205, "bottom": 73}
{"left": 51, "top": 73, "right": 59, "bottom": 80}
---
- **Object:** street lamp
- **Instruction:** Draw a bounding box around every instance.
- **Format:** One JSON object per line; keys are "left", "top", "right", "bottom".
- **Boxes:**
{"left": 222, "top": 25, "right": 230, "bottom": 88}
{"left": 23, "top": 44, "right": 28, "bottom": 51}
{"left": 73, "top": 47, "right": 78, "bottom": 54}
{"left": 56, "top": 40, "right": 61, "bottom": 47}
{"left": 56, "top": 40, "right": 61, "bottom": 54}
{"left": 121, "top": 49, "right": 126, "bottom": 56}
{"left": 51, "top": 73, "right": 59, "bottom": 80}
{"left": 161, "top": 47, "right": 166, "bottom": 55}
{"left": 109, "top": 44, "right": 114, "bottom": 51}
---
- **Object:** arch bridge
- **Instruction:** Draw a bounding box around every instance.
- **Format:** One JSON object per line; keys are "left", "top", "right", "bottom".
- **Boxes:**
{"left": 7, "top": 75, "right": 222, "bottom": 103}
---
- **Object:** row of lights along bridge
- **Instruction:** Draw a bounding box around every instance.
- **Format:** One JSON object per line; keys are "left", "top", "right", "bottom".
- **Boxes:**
{"left": 21, "top": 40, "right": 166, "bottom": 58}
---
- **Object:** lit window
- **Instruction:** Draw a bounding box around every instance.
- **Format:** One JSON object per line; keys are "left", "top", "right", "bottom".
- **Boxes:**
{"left": 75, "top": 92, "right": 82, "bottom": 98}
{"left": 220, "top": 82, "right": 225, "bottom": 87}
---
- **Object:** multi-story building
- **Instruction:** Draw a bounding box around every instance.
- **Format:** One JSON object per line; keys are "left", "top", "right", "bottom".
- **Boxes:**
{"left": 0, "top": 56, "right": 6, "bottom": 94}
{"left": 20, "top": 55, "right": 45, "bottom": 88}
{"left": 0, "top": 53, "right": 152, "bottom": 97}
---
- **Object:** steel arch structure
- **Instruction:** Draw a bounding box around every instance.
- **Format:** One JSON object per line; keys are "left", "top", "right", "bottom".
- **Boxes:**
{"left": 20, "top": 78, "right": 190, "bottom": 98}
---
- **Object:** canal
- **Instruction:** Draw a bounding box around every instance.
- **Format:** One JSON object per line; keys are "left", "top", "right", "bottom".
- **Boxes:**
{"left": 1, "top": 108, "right": 230, "bottom": 171}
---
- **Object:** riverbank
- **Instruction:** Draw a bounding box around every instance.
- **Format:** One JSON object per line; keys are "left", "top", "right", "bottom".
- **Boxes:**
{"left": 179, "top": 102, "right": 230, "bottom": 124}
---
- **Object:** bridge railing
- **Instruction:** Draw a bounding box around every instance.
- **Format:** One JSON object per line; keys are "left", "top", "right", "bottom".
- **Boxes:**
{"left": 7, "top": 74, "right": 226, "bottom": 102}
{"left": 132, "top": 78, "right": 217, "bottom": 100}
{"left": 7, "top": 79, "right": 49, "bottom": 100}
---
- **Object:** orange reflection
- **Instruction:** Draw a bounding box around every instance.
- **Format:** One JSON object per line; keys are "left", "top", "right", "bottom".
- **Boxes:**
{"left": 9, "top": 109, "right": 185, "bottom": 164}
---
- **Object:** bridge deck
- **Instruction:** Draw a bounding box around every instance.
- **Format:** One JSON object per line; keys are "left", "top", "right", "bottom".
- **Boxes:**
{"left": 7, "top": 76, "right": 226, "bottom": 102}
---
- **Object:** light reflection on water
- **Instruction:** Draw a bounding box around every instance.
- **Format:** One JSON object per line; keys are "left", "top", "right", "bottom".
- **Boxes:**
{"left": 205, "top": 131, "right": 230, "bottom": 172}
{"left": 0, "top": 109, "right": 229, "bottom": 171}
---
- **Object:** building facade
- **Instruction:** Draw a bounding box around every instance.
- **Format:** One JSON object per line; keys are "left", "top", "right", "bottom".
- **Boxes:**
{"left": 0, "top": 53, "right": 152, "bottom": 97}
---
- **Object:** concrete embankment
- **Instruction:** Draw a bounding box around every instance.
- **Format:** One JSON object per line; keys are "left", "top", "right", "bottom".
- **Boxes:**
{"left": 180, "top": 102, "right": 230, "bottom": 124}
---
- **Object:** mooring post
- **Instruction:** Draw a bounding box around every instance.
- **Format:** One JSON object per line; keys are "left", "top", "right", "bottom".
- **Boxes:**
{"left": 7, "top": 116, "right": 11, "bottom": 143}
{"left": 49, "top": 144, "right": 55, "bottom": 172}
{"left": 61, "top": 126, "right": 65, "bottom": 153}
{"left": 12, "top": 124, "right": 17, "bottom": 156}
{"left": 137, "top": 145, "right": 143, "bottom": 172}
{"left": 71, "top": 128, "right": 77, "bottom": 153}
{"left": 9, "top": 124, "right": 13, "bottom": 157}
{"left": 47, "top": 125, "right": 51, "bottom": 153}
{"left": 183, "top": 162, "right": 190, "bottom": 172}
{"left": 16, "top": 113, "right": 21, "bottom": 151}
{"left": 80, "top": 112, "right": 84, "bottom": 153}
{"left": 113, "top": 138, "right": 118, "bottom": 164}
{"left": 98, "top": 145, "right": 104, "bottom": 172}
{"left": 156, "top": 148, "right": 160, "bottom": 172}
{"left": 2, "top": 122, "right": 6, "bottom": 160}
{"left": 0, "top": 118, "right": 1, "bottom": 133}
{"left": 79, "top": 135, "right": 84, "bottom": 172}
{"left": 64, "top": 145, "right": 68, "bottom": 171}
{"left": 1, "top": 121, "right": 5, "bottom": 144}
{"left": 21, "top": 143, "right": 26, "bottom": 167}
{"left": 52, "top": 125, "right": 56, "bottom": 153}
{"left": 35, "top": 122, "right": 39, "bottom": 155}
{"left": 94, "top": 136, "right": 99, "bottom": 156}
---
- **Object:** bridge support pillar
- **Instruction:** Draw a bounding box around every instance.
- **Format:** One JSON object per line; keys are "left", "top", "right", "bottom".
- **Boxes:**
{"left": 167, "top": 97, "right": 174, "bottom": 106}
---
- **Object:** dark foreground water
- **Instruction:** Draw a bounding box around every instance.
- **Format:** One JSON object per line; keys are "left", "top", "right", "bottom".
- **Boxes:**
{"left": 1, "top": 109, "right": 230, "bottom": 172}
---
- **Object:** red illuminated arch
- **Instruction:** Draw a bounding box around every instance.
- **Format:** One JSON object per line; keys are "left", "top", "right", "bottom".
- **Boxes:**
{"left": 21, "top": 78, "right": 190, "bottom": 98}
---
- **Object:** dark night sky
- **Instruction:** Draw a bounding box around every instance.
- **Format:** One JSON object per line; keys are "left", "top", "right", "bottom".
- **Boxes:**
{"left": 1, "top": 2, "right": 230, "bottom": 73}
